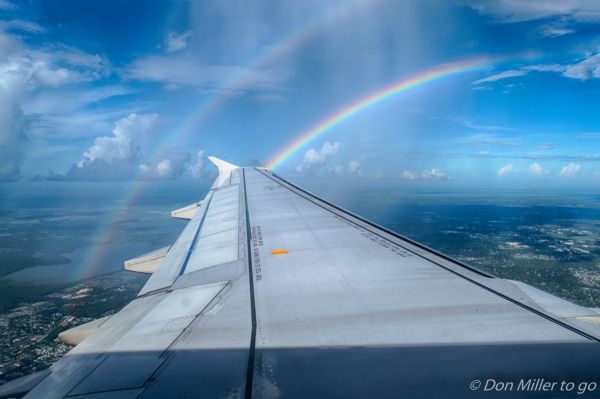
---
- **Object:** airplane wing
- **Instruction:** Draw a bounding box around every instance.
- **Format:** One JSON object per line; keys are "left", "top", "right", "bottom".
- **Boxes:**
{"left": 2, "top": 158, "right": 600, "bottom": 398}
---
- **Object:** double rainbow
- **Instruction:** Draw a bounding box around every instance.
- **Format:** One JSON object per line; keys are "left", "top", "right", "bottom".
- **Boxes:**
{"left": 73, "top": 0, "right": 373, "bottom": 281}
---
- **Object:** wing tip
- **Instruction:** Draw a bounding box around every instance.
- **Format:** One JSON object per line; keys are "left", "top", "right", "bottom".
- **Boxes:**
{"left": 208, "top": 156, "right": 239, "bottom": 174}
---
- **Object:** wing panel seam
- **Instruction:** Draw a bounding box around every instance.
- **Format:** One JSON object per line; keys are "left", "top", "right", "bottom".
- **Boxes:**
{"left": 242, "top": 168, "right": 258, "bottom": 399}
{"left": 179, "top": 192, "right": 214, "bottom": 276}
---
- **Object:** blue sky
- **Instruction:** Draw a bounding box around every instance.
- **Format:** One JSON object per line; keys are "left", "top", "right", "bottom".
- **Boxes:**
{"left": 0, "top": 0, "right": 599, "bottom": 186}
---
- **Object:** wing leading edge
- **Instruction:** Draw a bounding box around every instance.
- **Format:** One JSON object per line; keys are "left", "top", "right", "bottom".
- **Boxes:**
{"left": 1, "top": 159, "right": 599, "bottom": 399}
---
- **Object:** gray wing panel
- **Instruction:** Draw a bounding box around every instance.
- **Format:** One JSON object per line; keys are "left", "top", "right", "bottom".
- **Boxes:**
{"left": 25, "top": 284, "right": 227, "bottom": 398}
{"left": 138, "top": 274, "right": 253, "bottom": 399}
{"left": 185, "top": 184, "right": 241, "bottom": 273}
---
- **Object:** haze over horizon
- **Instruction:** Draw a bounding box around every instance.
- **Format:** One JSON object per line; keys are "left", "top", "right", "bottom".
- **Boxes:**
{"left": 0, "top": 0, "right": 599, "bottom": 187}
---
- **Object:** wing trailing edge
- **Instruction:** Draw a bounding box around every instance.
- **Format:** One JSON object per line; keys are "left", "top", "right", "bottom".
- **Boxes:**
{"left": 123, "top": 246, "right": 170, "bottom": 274}
{"left": 57, "top": 316, "right": 112, "bottom": 346}
{"left": 170, "top": 202, "right": 202, "bottom": 220}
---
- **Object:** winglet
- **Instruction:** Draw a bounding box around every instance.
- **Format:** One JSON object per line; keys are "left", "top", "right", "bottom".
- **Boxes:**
{"left": 208, "top": 156, "right": 239, "bottom": 174}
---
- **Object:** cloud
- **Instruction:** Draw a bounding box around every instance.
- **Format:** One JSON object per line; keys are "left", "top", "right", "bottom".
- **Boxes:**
{"left": 46, "top": 113, "right": 159, "bottom": 180}
{"left": 422, "top": 168, "right": 449, "bottom": 180}
{"left": 539, "top": 23, "right": 575, "bottom": 38}
{"left": 538, "top": 143, "right": 555, "bottom": 150}
{"left": 401, "top": 170, "right": 418, "bottom": 180}
{"left": 0, "top": 0, "right": 15, "bottom": 10}
{"left": 0, "top": 20, "right": 48, "bottom": 34}
{"left": 0, "top": 26, "right": 113, "bottom": 179}
{"left": 304, "top": 142, "right": 339, "bottom": 164}
{"left": 498, "top": 163, "right": 514, "bottom": 177}
{"left": 24, "top": 85, "right": 134, "bottom": 116}
{"left": 126, "top": 55, "right": 291, "bottom": 91}
{"left": 138, "top": 150, "right": 209, "bottom": 180}
{"left": 528, "top": 162, "right": 546, "bottom": 175}
{"left": 0, "top": 30, "right": 109, "bottom": 94}
{"left": 474, "top": 52, "right": 600, "bottom": 85}
{"left": 0, "top": 33, "right": 108, "bottom": 91}
{"left": 400, "top": 168, "right": 450, "bottom": 181}
{"left": 563, "top": 52, "right": 600, "bottom": 80}
{"left": 332, "top": 160, "right": 362, "bottom": 176}
{"left": 163, "top": 31, "right": 192, "bottom": 53}
{"left": 139, "top": 154, "right": 190, "bottom": 180}
{"left": 34, "top": 64, "right": 93, "bottom": 86}
{"left": 0, "top": 32, "right": 28, "bottom": 181}
{"left": 55, "top": 158, "right": 136, "bottom": 181}
{"left": 296, "top": 142, "right": 340, "bottom": 172}
{"left": 48, "top": 114, "right": 209, "bottom": 181}
{"left": 0, "top": 96, "right": 27, "bottom": 181}
{"left": 462, "top": 0, "right": 600, "bottom": 23}
{"left": 558, "top": 163, "right": 581, "bottom": 177}
{"left": 450, "top": 116, "right": 516, "bottom": 131}
{"left": 188, "top": 150, "right": 206, "bottom": 178}
{"left": 474, "top": 70, "right": 528, "bottom": 84}
{"left": 347, "top": 160, "right": 361, "bottom": 174}
{"left": 474, "top": 65, "right": 563, "bottom": 85}
{"left": 463, "top": 133, "right": 520, "bottom": 147}
{"left": 50, "top": 45, "right": 110, "bottom": 73}
{"left": 77, "top": 113, "right": 158, "bottom": 168}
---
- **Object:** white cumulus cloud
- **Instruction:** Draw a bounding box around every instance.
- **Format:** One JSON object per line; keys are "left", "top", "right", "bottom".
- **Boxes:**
{"left": 332, "top": 160, "right": 362, "bottom": 176}
{"left": 347, "top": 160, "right": 361, "bottom": 174}
{"left": 558, "top": 163, "right": 581, "bottom": 177}
{"left": 296, "top": 142, "right": 340, "bottom": 172}
{"left": 139, "top": 153, "right": 191, "bottom": 180}
{"left": 529, "top": 162, "right": 545, "bottom": 175}
{"left": 498, "top": 163, "right": 514, "bottom": 177}
{"left": 400, "top": 168, "right": 449, "bottom": 181}
{"left": 401, "top": 170, "right": 418, "bottom": 180}
{"left": 422, "top": 168, "right": 449, "bottom": 180}
{"left": 136, "top": 150, "right": 209, "bottom": 180}
{"left": 46, "top": 113, "right": 209, "bottom": 181}
{"left": 78, "top": 113, "right": 158, "bottom": 168}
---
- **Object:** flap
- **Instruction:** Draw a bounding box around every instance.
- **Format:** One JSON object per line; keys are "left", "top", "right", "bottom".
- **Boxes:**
{"left": 171, "top": 202, "right": 201, "bottom": 220}
{"left": 58, "top": 315, "right": 112, "bottom": 346}
{"left": 124, "top": 246, "right": 170, "bottom": 274}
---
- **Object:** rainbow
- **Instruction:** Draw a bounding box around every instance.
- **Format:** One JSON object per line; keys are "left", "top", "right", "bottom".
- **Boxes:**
{"left": 265, "top": 58, "right": 492, "bottom": 170}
